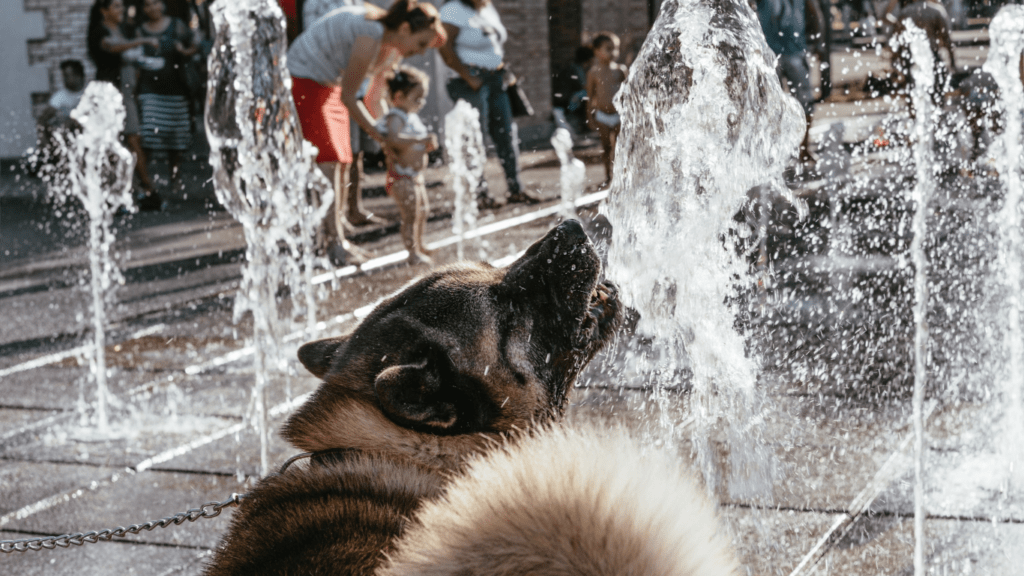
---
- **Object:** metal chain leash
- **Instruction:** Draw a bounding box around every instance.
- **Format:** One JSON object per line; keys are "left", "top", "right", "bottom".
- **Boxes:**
{"left": 0, "top": 493, "right": 244, "bottom": 553}
{"left": 0, "top": 450, "right": 342, "bottom": 555}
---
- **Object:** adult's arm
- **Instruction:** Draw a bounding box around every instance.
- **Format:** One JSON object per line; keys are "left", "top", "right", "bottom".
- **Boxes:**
{"left": 175, "top": 19, "right": 199, "bottom": 57}
{"left": 438, "top": 22, "right": 482, "bottom": 91}
{"left": 341, "top": 35, "right": 387, "bottom": 144}
{"left": 100, "top": 35, "right": 157, "bottom": 53}
{"left": 365, "top": 50, "right": 401, "bottom": 119}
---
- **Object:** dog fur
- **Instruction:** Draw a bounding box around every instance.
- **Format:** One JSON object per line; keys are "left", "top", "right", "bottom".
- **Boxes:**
{"left": 382, "top": 423, "right": 741, "bottom": 576}
{"left": 206, "top": 220, "right": 740, "bottom": 576}
{"left": 206, "top": 221, "right": 623, "bottom": 575}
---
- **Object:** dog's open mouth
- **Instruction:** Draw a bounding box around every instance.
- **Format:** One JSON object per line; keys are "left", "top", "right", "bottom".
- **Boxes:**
{"left": 576, "top": 280, "right": 620, "bottom": 347}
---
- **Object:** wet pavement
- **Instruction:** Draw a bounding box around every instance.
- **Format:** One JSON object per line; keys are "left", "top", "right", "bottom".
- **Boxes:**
{"left": 2, "top": 36, "right": 1023, "bottom": 575}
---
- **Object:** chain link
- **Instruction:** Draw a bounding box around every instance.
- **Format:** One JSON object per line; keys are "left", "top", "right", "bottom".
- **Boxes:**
{"left": 0, "top": 493, "right": 244, "bottom": 553}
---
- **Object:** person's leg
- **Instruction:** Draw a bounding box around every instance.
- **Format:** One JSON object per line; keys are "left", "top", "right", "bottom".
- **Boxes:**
{"left": 414, "top": 175, "right": 431, "bottom": 255}
{"left": 448, "top": 76, "right": 498, "bottom": 206}
{"left": 169, "top": 150, "right": 181, "bottom": 187}
{"left": 390, "top": 174, "right": 429, "bottom": 263}
{"left": 318, "top": 161, "right": 353, "bottom": 239}
{"left": 484, "top": 71, "right": 528, "bottom": 200}
{"left": 598, "top": 124, "right": 614, "bottom": 185}
{"left": 347, "top": 150, "right": 367, "bottom": 224}
{"left": 779, "top": 53, "right": 816, "bottom": 162}
{"left": 125, "top": 134, "right": 155, "bottom": 191}
{"left": 609, "top": 124, "right": 620, "bottom": 180}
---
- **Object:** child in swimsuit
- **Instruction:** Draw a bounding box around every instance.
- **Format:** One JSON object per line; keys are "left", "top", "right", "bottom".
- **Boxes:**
{"left": 379, "top": 66, "right": 439, "bottom": 265}
{"left": 585, "top": 32, "right": 628, "bottom": 189}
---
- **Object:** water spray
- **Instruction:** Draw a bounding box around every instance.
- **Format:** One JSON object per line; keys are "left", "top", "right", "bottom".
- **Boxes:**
{"left": 604, "top": 0, "right": 804, "bottom": 498}
{"left": 550, "top": 127, "right": 585, "bottom": 219}
{"left": 206, "top": 0, "right": 333, "bottom": 476}
{"left": 984, "top": 5, "right": 1024, "bottom": 493}
{"left": 895, "top": 22, "right": 936, "bottom": 576}
{"left": 444, "top": 100, "right": 485, "bottom": 261}
{"left": 62, "top": 82, "right": 136, "bottom": 431}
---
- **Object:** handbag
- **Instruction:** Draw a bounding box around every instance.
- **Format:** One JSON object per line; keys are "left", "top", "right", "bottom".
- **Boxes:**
{"left": 503, "top": 69, "right": 534, "bottom": 118}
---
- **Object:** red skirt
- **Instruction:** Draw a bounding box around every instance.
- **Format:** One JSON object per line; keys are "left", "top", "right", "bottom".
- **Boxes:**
{"left": 291, "top": 76, "right": 352, "bottom": 164}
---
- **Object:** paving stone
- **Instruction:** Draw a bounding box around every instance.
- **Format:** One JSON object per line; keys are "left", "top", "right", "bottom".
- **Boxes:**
{"left": 0, "top": 532, "right": 210, "bottom": 576}
{"left": 0, "top": 461, "right": 119, "bottom": 517}
{"left": 5, "top": 469, "right": 245, "bottom": 548}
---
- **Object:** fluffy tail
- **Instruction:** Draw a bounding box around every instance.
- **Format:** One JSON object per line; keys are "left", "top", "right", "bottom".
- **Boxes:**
{"left": 380, "top": 424, "right": 740, "bottom": 576}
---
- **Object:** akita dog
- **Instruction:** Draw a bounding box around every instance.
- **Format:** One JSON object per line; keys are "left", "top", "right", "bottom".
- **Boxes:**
{"left": 205, "top": 220, "right": 737, "bottom": 575}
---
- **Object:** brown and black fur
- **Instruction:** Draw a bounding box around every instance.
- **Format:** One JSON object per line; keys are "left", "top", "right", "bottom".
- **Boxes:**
{"left": 205, "top": 220, "right": 622, "bottom": 576}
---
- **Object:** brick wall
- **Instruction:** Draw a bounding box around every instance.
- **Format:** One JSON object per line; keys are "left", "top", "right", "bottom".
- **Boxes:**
{"left": 547, "top": 0, "right": 582, "bottom": 105}
{"left": 26, "top": 0, "right": 94, "bottom": 94}
{"left": 497, "top": 0, "right": 553, "bottom": 128}
{"left": 581, "top": 0, "right": 652, "bottom": 64}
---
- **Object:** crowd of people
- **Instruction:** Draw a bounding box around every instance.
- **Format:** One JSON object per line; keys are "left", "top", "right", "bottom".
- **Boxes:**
{"left": 41, "top": 0, "right": 670, "bottom": 268}
{"left": 49, "top": 0, "right": 1020, "bottom": 270}
{"left": 80, "top": 0, "right": 212, "bottom": 210}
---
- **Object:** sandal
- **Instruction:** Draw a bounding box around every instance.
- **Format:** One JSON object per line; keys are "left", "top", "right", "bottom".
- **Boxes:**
{"left": 506, "top": 191, "right": 541, "bottom": 205}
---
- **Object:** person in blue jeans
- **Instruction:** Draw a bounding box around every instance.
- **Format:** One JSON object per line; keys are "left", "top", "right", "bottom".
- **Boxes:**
{"left": 757, "top": 0, "right": 825, "bottom": 163}
{"left": 438, "top": 0, "right": 538, "bottom": 206}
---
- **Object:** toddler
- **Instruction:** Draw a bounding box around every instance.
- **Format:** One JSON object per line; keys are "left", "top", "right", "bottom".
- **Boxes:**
{"left": 585, "top": 33, "right": 628, "bottom": 188}
{"left": 379, "top": 66, "right": 439, "bottom": 265}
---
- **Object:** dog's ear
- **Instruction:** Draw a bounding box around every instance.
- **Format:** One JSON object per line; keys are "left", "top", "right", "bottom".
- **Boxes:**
{"left": 374, "top": 359, "right": 459, "bottom": 431}
{"left": 297, "top": 335, "right": 351, "bottom": 379}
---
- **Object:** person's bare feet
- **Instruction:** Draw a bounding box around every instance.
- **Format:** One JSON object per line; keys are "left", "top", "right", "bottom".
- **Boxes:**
{"left": 327, "top": 240, "right": 370, "bottom": 267}
{"left": 407, "top": 251, "right": 434, "bottom": 266}
{"left": 347, "top": 212, "right": 387, "bottom": 226}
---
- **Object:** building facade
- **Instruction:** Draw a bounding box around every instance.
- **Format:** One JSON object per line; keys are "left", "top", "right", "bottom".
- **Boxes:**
{"left": 2, "top": 0, "right": 655, "bottom": 160}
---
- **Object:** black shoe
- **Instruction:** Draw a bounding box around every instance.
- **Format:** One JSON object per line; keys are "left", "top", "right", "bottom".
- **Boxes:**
{"left": 328, "top": 242, "right": 369, "bottom": 267}
{"left": 507, "top": 191, "right": 541, "bottom": 205}
{"left": 135, "top": 189, "right": 163, "bottom": 211}
{"left": 477, "top": 193, "right": 504, "bottom": 210}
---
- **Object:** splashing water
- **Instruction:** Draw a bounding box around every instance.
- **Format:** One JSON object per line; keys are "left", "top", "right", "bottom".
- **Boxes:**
{"left": 550, "top": 127, "right": 585, "bottom": 219}
{"left": 984, "top": 5, "right": 1024, "bottom": 491}
{"left": 444, "top": 100, "right": 485, "bottom": 260}
{"left": 58, "top": 82, "right": 136, "bottom": 431}
{"left": 896, "top": 23, "right": 936, "bottom": 576}
{"left": 603, "top": 0, "right": 804, "bottom": 497}
{"left": 206, "top": 0, "right": 333, "bottom": 476}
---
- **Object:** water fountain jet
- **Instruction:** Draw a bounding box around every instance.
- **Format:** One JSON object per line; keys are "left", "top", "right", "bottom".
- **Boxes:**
{"left": 984, "top": 4, "right": 1024, "bottom": 492}
{"left": 603, "top": 0, "right": 804, "bottom": 497}
{"left": 550, "top": 127, "right": 584, "bottom": 219}
{"left": 61, "top": 82, "right": 136, "bottom": 431}
{"left": 444, "top": 100, "right": 485, "bottom": 260}
{"left": 206, "top": 0, "right": 333, "bottom": 476}
{"left": 897, "top": 23, "right": 937, "bottom": 576}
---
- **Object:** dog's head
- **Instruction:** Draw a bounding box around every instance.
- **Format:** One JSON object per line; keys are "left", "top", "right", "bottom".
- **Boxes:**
{"left": 286, "top": 220, "right": 621, "bottom": 453}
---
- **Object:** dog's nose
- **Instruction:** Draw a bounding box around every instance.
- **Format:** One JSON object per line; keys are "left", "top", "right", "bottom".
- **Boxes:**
{"left": 554, "top": 219, "right": 588, "bottom": 244}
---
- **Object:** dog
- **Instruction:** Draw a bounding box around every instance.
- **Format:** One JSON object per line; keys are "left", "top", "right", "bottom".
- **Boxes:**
{"left": 205, "top": 220, "right": 624, "bottom": 575}
{"left": 381, "top": 423, "right": 741, "bottom": 576}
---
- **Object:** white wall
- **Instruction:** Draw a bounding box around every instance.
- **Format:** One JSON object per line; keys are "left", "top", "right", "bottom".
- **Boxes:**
{"left": 0, "top": 6, "right": 49, "bottom": 159}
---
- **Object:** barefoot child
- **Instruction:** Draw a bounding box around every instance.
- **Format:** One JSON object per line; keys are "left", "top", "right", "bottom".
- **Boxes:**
{"left": 379, "top": 66, "right": 439, "bottom": 265}
{"left": 585, "top": 33, "right": 628, "bottom": 188}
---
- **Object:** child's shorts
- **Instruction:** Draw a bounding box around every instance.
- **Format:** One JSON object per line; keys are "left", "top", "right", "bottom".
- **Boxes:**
{"left": 593, "top": 110, "right": 621, "bottom": 128}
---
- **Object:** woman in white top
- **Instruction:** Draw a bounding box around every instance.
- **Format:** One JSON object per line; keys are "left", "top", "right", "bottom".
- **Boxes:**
{"left": 287, "top": 0, "right": 445, "bottom": 261}
{"left": 439, "top": 0, "right": 536, "bottom": 206}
